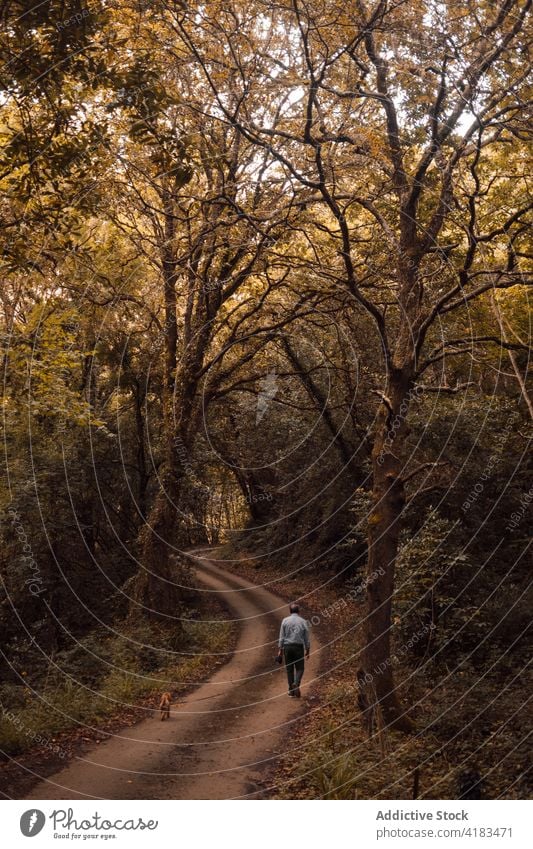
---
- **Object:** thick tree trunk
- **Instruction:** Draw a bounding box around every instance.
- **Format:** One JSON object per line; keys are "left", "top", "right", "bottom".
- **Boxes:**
{"left": 133, "top": 378, "right": 149, "bottom": 519}
{"left": 133, "top": 462, "right": 186, "bottom": 621}
{"left": 363, "top": 368, "right": 414, "bottom": 732}
{"left": 131, "top": 185, "right": 186, "bottom": 622}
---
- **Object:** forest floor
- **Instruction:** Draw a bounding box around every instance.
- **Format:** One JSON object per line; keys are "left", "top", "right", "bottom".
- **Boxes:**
{"left": 9, "top": 552, "right": 323, "bottom": 800}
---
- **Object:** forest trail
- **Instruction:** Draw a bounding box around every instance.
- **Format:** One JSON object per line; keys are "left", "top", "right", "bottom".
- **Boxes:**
{"left": 26, "top": 552, "right": 321, "bottom": 800}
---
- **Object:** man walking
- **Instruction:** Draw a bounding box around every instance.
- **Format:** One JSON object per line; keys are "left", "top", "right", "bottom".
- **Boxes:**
{"left": 278, "top": 603, "right": 310, "bottom": 697}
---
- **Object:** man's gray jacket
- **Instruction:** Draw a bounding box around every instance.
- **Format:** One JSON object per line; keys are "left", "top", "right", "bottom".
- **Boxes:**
{"left": 278, "top": 613, "right": 310, "bottom": 650}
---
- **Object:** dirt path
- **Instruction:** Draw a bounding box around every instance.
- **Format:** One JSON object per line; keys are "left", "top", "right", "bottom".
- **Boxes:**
{"left": 26, "top": 553, "right": 321, "bottom": 800}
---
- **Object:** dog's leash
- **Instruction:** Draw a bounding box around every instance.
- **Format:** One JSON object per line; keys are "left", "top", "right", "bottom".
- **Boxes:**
{"left": 165, "top": 668, "right": 280, "bottom": 706}
{"left": 176, "top": 690, "right": 228, "bottom": 704}
{"left": 162, "top": 659, "right": 283, "bottom": 706}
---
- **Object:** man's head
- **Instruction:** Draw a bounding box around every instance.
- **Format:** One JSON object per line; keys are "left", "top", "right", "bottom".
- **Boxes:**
{"left": 289, "top": 602, "right": 300, "bottom": 614}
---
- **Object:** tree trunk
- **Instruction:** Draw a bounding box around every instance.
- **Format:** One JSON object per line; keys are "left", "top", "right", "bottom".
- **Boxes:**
{"left": 131, "top": 184, "right": 185, "bottom": 622}
{"left": 281, "top": 337, "right": 362, "bottom": 476}
{"left": 133, "top": 463, "right": 186, "bottom": 620}
{"left": 133, "top": 378, "right": 149, "bottom": 519}
{"left": 364, "top": 368, "right": 414, "bottom": 732}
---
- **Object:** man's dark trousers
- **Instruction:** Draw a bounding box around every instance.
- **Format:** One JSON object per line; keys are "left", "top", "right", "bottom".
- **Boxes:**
{"left": 284, "top": 642, "right": 305, "bottom": 692}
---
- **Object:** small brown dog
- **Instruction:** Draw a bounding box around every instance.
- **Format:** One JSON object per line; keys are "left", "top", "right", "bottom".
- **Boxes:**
{"left": 159, "top": 692, "right": 171, "bottom": 721}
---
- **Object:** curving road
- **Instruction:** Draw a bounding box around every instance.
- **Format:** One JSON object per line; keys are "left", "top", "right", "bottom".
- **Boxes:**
{"left": 26, "top": 552, "right": 321, "bottom": 800}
